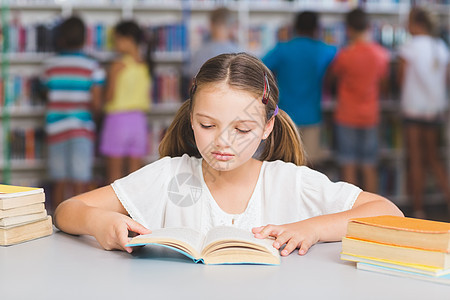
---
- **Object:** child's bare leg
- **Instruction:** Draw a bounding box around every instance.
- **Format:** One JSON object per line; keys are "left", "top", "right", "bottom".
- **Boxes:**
{"left": 52, "top": 180, "right": 66, "bottom": 213}
{"left": 128, "top": 156, "right": 142, "bottom": 175}
{"left": 423, "top": 127, "right": 450, "bottom": 209}
{"left": 406, "top": 125, "right": 425, "bottom": 217}
{"left": 362, "top": 164, "right": 378, "bottom": 194}
{"left": 342, "top": 164, "right": 357, "bottom": 187}
{"left": 73, "top": 181, "right": 89, "bottom": 197}
{"left": 107, "top": 157, "right": 124, "bottom": 184}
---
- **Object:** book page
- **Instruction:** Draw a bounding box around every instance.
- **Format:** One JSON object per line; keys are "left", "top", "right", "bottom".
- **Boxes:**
{"left": 129, "top": 227, "right": 205, "bottom": 257}
{"left": 203, "top": 226, "right": 279, "bottom": 257}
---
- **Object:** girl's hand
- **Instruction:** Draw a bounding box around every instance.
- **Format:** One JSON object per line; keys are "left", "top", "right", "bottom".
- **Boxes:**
{"left": 252, "top": 220, "right": 320, "bottom": 256}
{"left": 91, "top": 210, "right": 151, "bottom": 253}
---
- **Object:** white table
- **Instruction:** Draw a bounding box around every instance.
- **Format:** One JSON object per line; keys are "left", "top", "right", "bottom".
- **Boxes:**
{"left": 1, "top": 229, "right": 449, "bottom": 300}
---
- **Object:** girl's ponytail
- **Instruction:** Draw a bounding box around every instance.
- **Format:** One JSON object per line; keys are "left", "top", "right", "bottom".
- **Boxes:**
{"left": 257, "top": 109, "right": 306, "bottom": 166}
{"left": 158, "top": 100, "right": 200, "bottom": 158}
{"left": 144, "top": 30, "right": 154, "bottom": 77}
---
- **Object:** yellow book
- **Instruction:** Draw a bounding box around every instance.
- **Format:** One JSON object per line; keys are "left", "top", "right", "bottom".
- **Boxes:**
{"left": 346, "top": 215, "right": 450, "bottom": 252}
{"left": 0, "top": 184, "right": 45, "bottom": 210}
{"left": 126, "top": 226, "right": 280, "bottom": 265}
{"left": 341, "top": 252, "right": 450, "bottom": 277}
{"left": 342, "top": 237, "right": 450, "bottom": 269}
{"left": 357, "top": 262, "right": 450, "bottom": 285}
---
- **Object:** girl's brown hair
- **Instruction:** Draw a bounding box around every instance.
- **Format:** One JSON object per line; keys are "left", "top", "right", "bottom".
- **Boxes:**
{"left": 159, "top": 53, "right": 305, "bottom": 166}
{"left": 409, "top": 7, "right": 436, "bottom": 35}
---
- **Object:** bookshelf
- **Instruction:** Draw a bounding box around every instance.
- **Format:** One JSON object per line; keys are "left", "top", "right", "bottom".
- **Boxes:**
{"left": 1, "top": 0, "right": 449, "bottom": 208}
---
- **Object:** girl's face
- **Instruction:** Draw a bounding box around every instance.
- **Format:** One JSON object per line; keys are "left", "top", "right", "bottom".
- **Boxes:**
{"left": 113, "top": 33, "right": 134, "bottom": 54}
{"left": 191, "top": 81, "right": 274, "bottom": 172}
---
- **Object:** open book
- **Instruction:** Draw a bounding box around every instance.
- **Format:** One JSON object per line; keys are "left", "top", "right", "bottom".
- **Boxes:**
{"left": 126, "top": 226, "right": 280, "bottom": 265}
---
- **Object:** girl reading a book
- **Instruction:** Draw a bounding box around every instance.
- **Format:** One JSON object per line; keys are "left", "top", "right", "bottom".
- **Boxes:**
{"left": 54, "top": 53, "right": 403, "bottom": 256}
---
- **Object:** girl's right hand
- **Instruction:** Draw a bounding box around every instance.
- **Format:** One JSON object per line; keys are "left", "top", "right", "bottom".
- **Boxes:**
{"left": 91, "top": 210, "right": 151, "bottom": 253}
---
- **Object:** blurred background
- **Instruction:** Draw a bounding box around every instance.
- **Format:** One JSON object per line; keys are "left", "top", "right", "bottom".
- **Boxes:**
{"left": 0, "top": 0, "right": 449, "bottom": 220}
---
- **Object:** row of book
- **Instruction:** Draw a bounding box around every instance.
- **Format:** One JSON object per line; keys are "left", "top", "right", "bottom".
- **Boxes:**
{"left": 0, "top": 71, "right": 183, "bottom": 108}
{"left": 2, "top": 19, "right": 189, "bottom": 54}
{"left": 0, "top": 75, "right": 45, "bottom": 108}
{"left": 0, "top": 184, "right": 52, "bottom": 246}
{"left": 152, "top": 69, "right": 182, "bottom": 105}
{"left": 6, "top": 15, "right": 444, "bottom": 59}
{"left": 7, "top": 0, "right": 449, "bottom": 6}
{"left": 3, "top": 128, "right": 46, "bottom": 162}
{"left": 342, "top": 215, "right": 450, "bottom": 285}
{"left": 0, "top": 120, "right": 172, "bottom": 165}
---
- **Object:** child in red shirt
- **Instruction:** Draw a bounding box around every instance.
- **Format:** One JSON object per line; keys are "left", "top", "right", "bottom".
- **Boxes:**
{"left": 331, "top": 8, "right": 389, "bottom": 193}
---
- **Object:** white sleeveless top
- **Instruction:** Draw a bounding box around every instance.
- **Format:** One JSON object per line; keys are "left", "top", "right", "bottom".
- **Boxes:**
{"left": 112, "top": 154, "right": 361, "bottom": 235}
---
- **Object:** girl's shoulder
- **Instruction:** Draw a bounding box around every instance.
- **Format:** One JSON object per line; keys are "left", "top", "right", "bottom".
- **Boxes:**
{"left": 263, "top": 160, "right": 317, "bottom": 177}
{"left": 139, "top": 154, "right": 201, "bottom": 173}
{"left": 110, "top": 59, "right": 126, "bottom": 72}
{"left": 261, "top": 160, "right": 337, "bottom": 191}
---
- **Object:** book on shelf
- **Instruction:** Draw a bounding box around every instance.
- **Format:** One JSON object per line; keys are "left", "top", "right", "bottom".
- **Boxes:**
{"left": 148, "top": 23, "right": 188, "bottom": 53}
{"left": 152, "top": 69, "right": 182, "bottom": 105}
{"left": 0, "top": 184, "right": 52, "bottom": 246}
{"left": 345, "top": 215, "right": 450, "bottom": 252}
{"left": 356, "top": 262, "right": 450, "bottom": 286}
{"left": 4, "top": 17, "right": 187, "bottom": 56}
{"left": 7, "top": 128, "right": 45, "bottom": 162}
{"left": 126, "top": 226, "right": 281, "bottom": 265}
{"left": 0, "top": 75, "right": 45, "bottom": 108}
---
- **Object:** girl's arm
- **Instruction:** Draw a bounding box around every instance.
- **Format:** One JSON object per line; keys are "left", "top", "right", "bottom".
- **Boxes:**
{"left": 90, "top": 85, "right": 103, "bottom": 114}
{"left": 252, "top": 191, "right": 403, "bottom": 256}
{"left": 397, "top": 57, "right": 406, "bottom": 86}
{"left": 54, "top": 185, "right": 151, "bottom": 252}
{"left": 105, "top": 60, "right": 125, "bottom": 103}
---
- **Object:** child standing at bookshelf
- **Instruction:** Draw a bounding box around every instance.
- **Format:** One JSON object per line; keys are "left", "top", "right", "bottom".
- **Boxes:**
{"left": 263, "top": 11, "right": 337, "bottom": 165}
{"left": 330, "top": 8, "right": 390, "bottom": 193}
{"left": 99, "top": 20, "right": 152, "bottom": 184}
{"left": 54, "top": 53, "right": 402, "bottom": 255}
{"left": 42, "top": 16, "right": 105, "bottom": 212}
{"left": 183, "top": 7, "right": 240, "bottom": 87}
{"left": 398, "top": 7, "right": 450, "bottom": 218}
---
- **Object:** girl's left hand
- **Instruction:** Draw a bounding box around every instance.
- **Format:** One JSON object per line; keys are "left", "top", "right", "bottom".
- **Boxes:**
{"left": 252, "top": 220, "right": 320, "bottom": 256}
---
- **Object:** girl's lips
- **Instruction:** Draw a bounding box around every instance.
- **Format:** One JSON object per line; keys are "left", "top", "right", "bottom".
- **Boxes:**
{"left": 211, "top": 152, "right": 234, "bottom": 161}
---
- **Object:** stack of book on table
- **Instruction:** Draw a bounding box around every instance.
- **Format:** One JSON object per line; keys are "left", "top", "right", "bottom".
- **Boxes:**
{"left": 341, "top": 215, "right": 450, "bottom": 285}
{"left": 0, "top": 184, "right": 53, "bottom": 246}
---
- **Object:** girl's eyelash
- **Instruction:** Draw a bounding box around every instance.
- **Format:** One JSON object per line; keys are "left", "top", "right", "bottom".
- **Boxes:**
{"left": 237, "top": 129, "right": 251, "bottom": 134}
{"left": 199, "top": 124, "right": 251, "bottom": 133}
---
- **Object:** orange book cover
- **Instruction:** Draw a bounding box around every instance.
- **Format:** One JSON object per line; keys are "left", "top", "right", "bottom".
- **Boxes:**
{"left": 25, "top": 129, "right": 35, "bottom": 161}
{"left": 350, "top": 216, "right": 450, "bottom": 234}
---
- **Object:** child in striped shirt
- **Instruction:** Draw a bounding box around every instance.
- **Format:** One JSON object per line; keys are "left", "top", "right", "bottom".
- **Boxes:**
{"left": 41, "top": 16, "right": 105, "bottom": 212}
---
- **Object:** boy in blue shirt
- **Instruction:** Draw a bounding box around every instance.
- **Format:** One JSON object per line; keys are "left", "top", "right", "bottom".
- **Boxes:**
{"left": 263, "top": 11, "right": 336, "bottom": 165}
